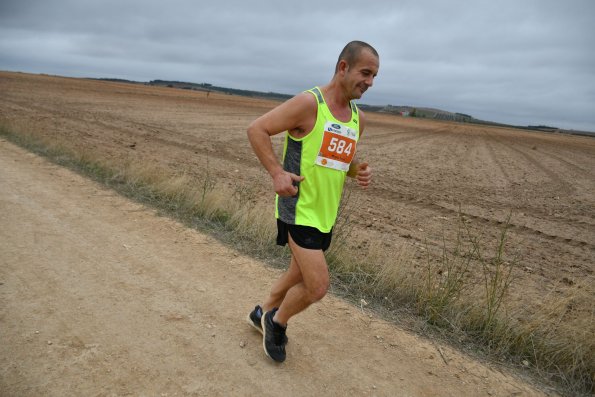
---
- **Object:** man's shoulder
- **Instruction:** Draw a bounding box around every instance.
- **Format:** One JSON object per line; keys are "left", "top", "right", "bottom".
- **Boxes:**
{"left": 281, "top": 91, "right": 318, "bottom": 115}
{"left": 293, "top": 90, "right": 318, "bottom": 107}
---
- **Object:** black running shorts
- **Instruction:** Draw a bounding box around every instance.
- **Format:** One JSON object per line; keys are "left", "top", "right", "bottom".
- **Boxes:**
{"left": 276, "top": 219, "right": 333, "bottom": 251}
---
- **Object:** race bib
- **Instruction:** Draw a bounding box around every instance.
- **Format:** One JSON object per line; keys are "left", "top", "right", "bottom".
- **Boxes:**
{"left": 315, "top": 122, "right": 357, "bottom": 171}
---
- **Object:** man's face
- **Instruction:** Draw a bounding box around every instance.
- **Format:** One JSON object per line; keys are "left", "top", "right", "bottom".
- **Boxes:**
{"left": 344, "top": 49, "right": 379, "bottom": 100}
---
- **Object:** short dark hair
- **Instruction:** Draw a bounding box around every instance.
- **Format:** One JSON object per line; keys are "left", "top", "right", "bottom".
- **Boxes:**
{"left": 335, "top": 41, "right": 379, "bottom": 73}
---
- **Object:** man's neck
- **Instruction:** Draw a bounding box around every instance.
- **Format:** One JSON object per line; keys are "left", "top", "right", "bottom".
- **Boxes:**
{"left": 322, "top": 80, "right": 350, "bottom": 104}
{"left": 320, "top": 80, "right": 351, "bottom": 118}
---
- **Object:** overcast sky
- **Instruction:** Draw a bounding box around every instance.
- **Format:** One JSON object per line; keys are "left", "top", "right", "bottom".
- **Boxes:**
{"left": 1, "top": 0, "right": 594, "bottom": 131}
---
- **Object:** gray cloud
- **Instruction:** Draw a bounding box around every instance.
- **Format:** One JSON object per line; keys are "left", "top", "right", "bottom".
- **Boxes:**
{"left": 1, "top": 0, "right": 594, "bottom": 130}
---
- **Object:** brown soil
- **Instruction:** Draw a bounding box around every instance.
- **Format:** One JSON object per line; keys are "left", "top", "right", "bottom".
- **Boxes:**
{"left": 1, "top": 71, "right": 593, "bottom": 395}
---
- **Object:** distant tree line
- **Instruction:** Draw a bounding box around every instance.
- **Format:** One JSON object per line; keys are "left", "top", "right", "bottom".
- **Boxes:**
{"left": 148, "top": 80, "right": 292, "bottom": 101}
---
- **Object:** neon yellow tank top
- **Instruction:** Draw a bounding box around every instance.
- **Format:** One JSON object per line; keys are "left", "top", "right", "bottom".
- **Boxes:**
{"left": 275, "top": 87, "right": 360, "bottom": 233}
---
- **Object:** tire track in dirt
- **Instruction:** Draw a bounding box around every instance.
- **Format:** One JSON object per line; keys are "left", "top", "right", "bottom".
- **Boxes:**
{"left": 490, "top": 135, "right": 570, "bottom": 189}
{"left": 364, "top": 130, "right": 439, "bottom": 146}
{"left": 1, "top": 96, "right": 258, "bottom": 171}
{"left": 474, "top": 132, "right": 594, "bottom": 223}
{"left": 366, "top": 181, "right": 594, "bottom": 251}
{"left": 467, "top": 133, "right": 511, "bottom": 189}
{"left": 482, "top": 132, "right": 514, "bottom": 185}
{"left": 530, "top": 146, "right": 593, "bottom": 175}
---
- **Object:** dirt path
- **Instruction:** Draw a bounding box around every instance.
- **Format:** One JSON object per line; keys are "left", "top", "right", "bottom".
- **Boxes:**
{"left": 0, "top": 139, "right": 552, "bottom": 396}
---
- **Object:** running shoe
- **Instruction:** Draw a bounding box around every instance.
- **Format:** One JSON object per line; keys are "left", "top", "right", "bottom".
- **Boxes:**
{"left": 261, "top": 308, "right": 287, "bottom": 363}
{"left": 248, "top": 305, "right": 288, "bottom": 344}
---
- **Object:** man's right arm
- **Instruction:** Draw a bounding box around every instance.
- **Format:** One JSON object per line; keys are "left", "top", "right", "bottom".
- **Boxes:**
{"left": 247, "top": 93, "right": 316, "bottom": 196}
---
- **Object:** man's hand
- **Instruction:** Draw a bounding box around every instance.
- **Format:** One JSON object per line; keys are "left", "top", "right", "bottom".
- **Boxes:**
{"left": 273, "top": 171, "right": 305, "bottom": 196}
{"left": 355, "top": 162, "right": 372, "bottom": 189}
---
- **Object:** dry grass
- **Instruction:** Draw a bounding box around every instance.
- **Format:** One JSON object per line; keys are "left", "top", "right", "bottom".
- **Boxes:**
{"left": 1, "top": 123, "right": 593, "bottom": 395}
{"left": 336, "top": 213, "right": 594, "bottom": 395}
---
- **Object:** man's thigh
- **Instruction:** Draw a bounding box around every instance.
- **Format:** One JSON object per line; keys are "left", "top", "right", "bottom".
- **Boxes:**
{"left": 287, "top": 234, "right": 328, "bottom": 286}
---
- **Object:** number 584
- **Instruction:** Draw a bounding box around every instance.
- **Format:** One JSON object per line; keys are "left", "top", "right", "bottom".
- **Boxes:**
{"left": 328, "top": 137, "right": 353, "bottom": 155}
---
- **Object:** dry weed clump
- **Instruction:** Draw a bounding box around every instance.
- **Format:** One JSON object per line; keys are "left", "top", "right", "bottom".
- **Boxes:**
{"left": 510, "top": 283, "right": 595, "bottom": 392}
{"left": 1, "top": 122, "right": 592, "bottom": 394}
{"left": 227, "top": 200, "right": 276, "bottom": 252}
{"left": 328, "top": 205, "right": 593, "bottom": 394}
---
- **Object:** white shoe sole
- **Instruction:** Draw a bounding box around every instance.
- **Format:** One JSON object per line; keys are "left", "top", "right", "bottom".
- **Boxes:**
{"left": 261, "top": 311, "right": 273, "bottom": 360}
{"left": 247, "top": 313, "right": 263, "bottom": 334}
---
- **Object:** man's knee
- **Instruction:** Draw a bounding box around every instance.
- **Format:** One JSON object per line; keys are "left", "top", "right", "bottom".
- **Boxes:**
{"left": 306, "top": 278, "right": 329, "bottom": 302}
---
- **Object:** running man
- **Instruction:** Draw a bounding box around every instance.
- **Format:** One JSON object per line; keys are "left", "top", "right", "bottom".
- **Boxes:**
{"left": 247, "top": 41, "right": 379, "bottom": 362}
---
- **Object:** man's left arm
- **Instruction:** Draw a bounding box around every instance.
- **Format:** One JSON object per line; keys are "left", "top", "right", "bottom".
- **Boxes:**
{"left": 347, "top": 110, "right": 372, "bottom": 188}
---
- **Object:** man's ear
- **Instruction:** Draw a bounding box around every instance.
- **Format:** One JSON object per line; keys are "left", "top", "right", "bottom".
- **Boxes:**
{"left": 337, "top": 59, "right": 349, "bottom": 75}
